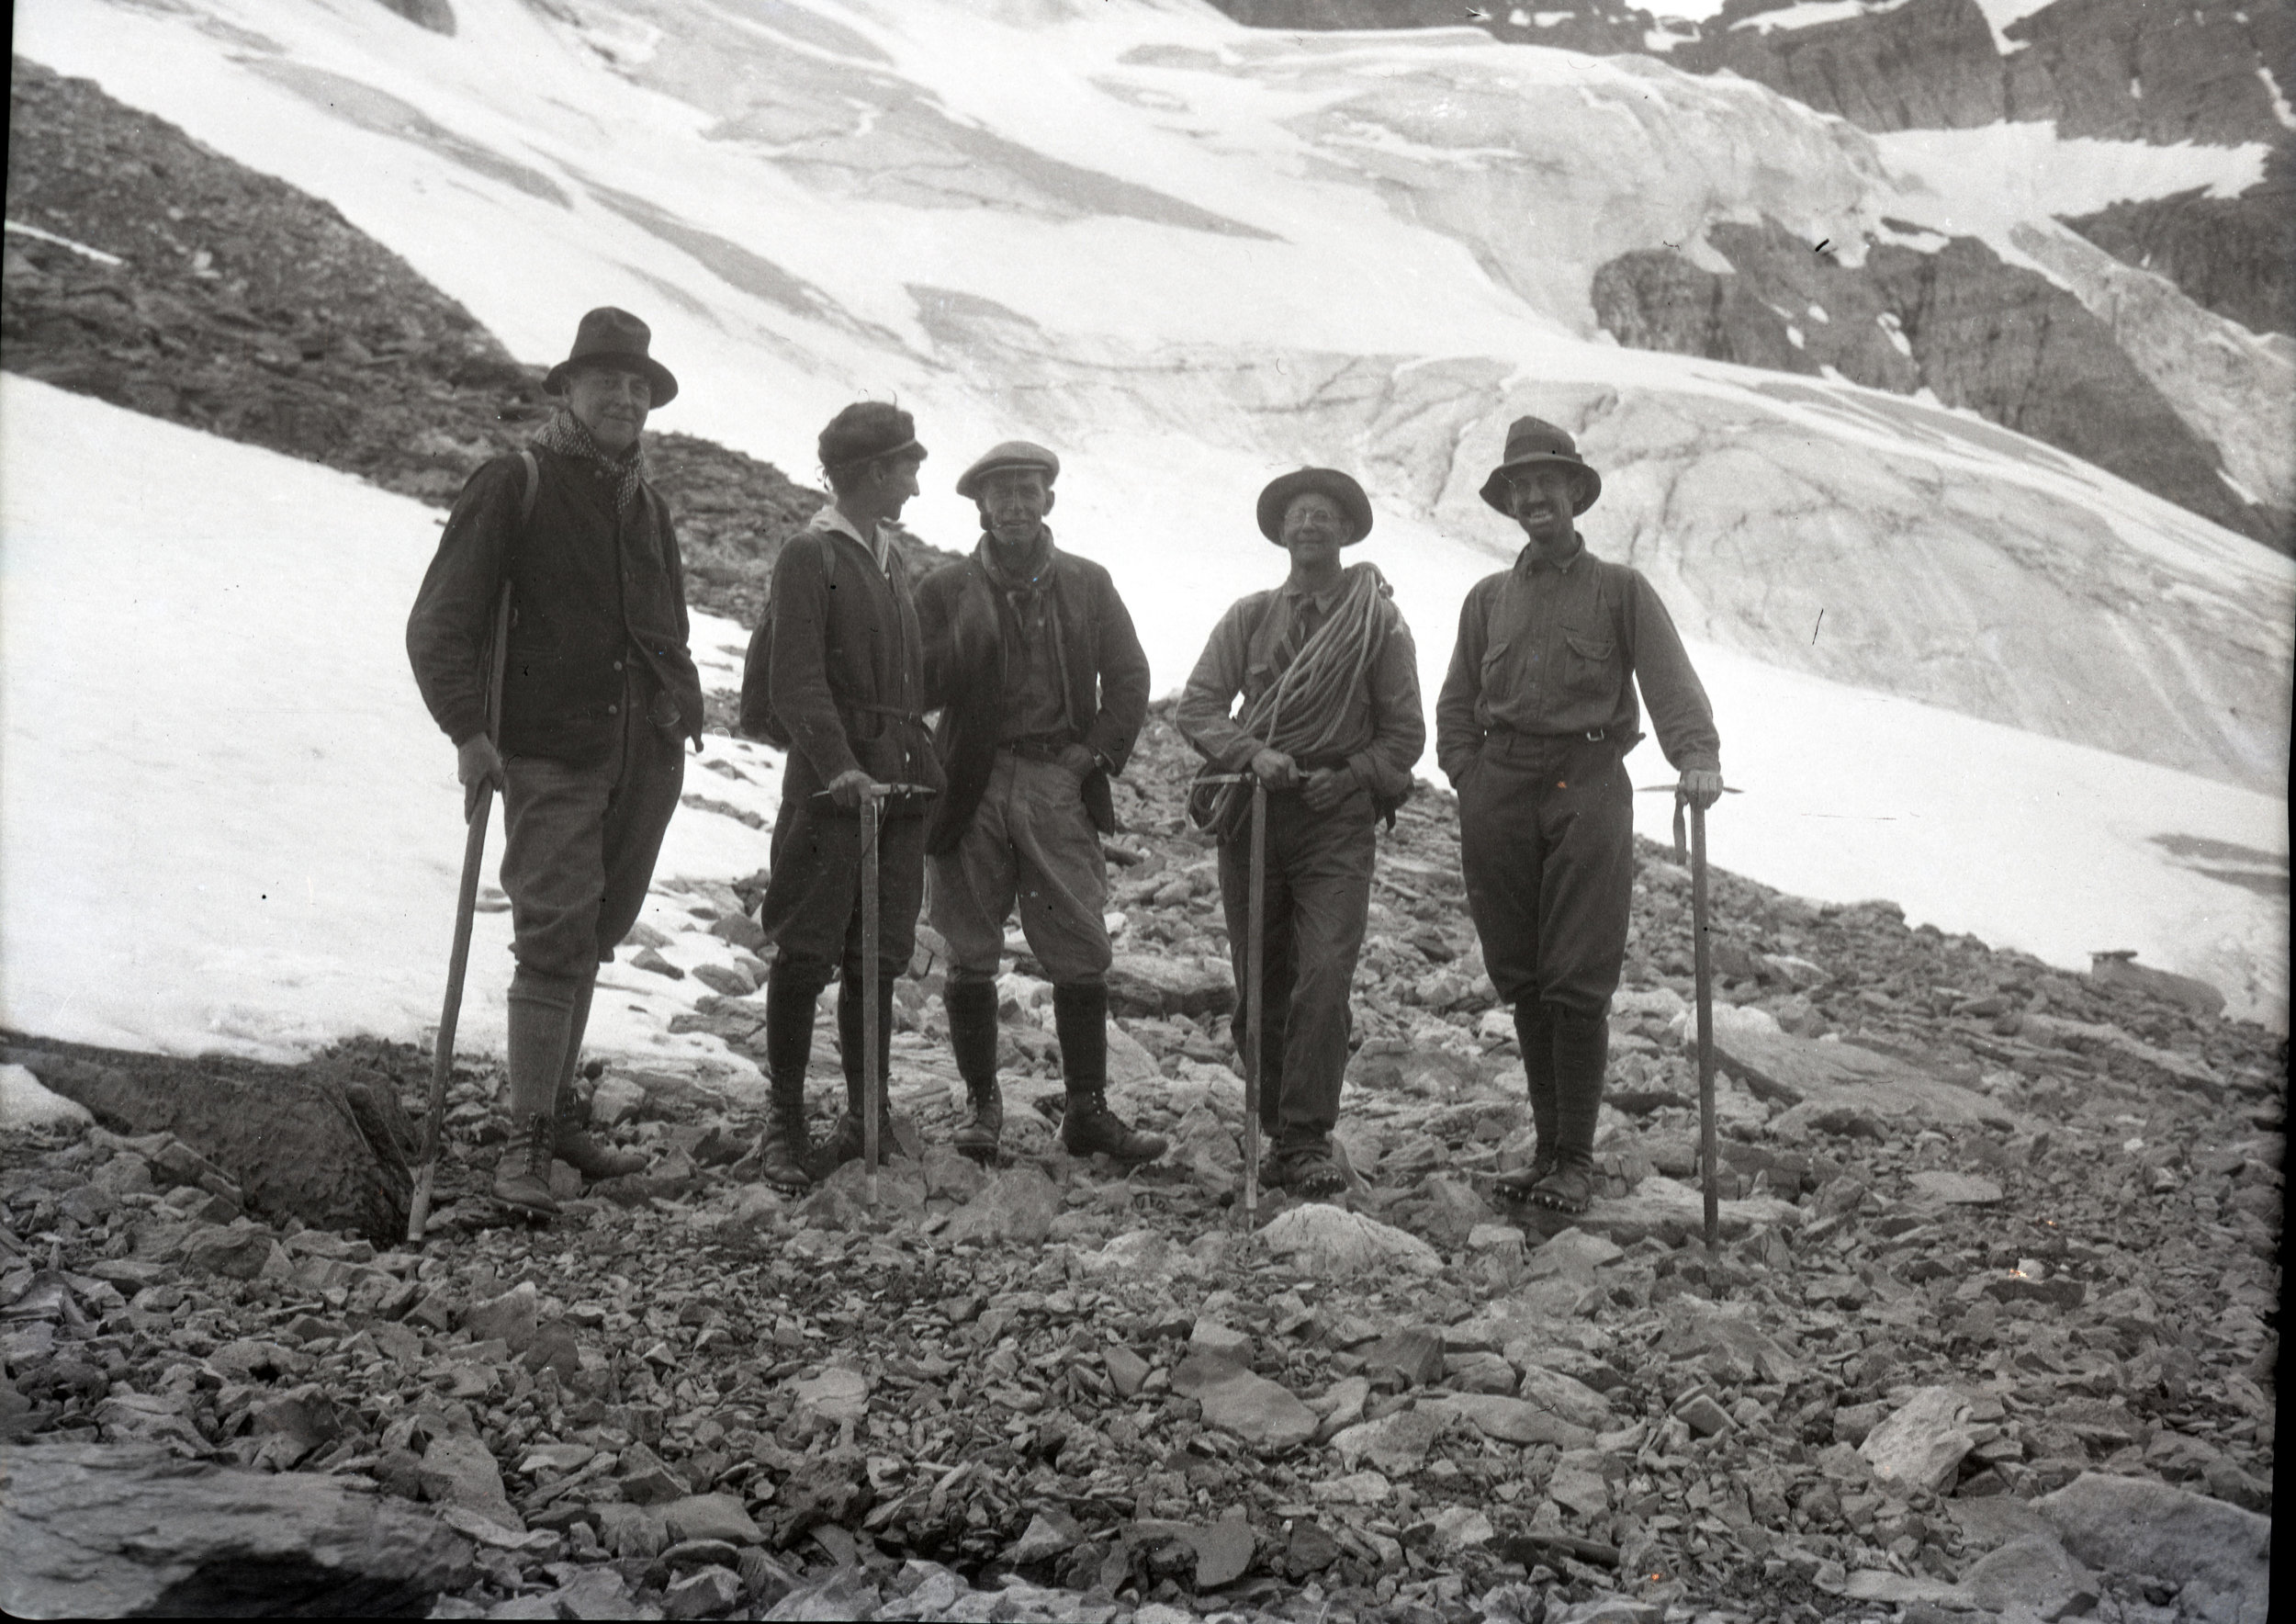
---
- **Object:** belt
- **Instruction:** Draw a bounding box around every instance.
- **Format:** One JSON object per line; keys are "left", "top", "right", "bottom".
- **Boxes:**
{"left": 1488, "top": 726, "right": 1613, "bottom": 744}
{"left": 997, "top": 736, "right": 1075, "bottom": 761}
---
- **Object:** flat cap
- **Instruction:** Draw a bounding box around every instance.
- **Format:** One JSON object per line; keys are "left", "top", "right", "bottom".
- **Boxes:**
{"left": 956, "top": 440, "right": 1061, "bottom": 500}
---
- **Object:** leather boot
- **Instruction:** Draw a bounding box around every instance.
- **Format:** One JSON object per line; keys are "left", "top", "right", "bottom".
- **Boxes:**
{"left": 750, "top": 954, "right": 827, "bottom": 1192}
{"left": 1530, "top": 1005, "right": 1609, "bottom": 1214}
{"left": 495, "top": 966, "right": 574, "bottom": 1214}
{"left": 1494, "top": 1000, "right": 1559, "bottom": 1198}
{"left": 945, "top": 976, "right": 1003, "bottom": 1160}
{"left": 825, "top": 967, "right": 898, "bottom": 1167}
{"left": 551, "top": 970, "right": 647, "bottom": 1179}
{"left": 1053, "top": 983, "right": 1165, "bottom": 1162}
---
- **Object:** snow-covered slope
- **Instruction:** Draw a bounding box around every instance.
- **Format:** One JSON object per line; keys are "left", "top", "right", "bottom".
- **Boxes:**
{"left": 6, "top": 0, "right": 2289, "bottom": 1027}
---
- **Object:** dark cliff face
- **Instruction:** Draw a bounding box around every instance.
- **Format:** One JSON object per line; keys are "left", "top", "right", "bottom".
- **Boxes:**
{"left": 1593, "top": 220, "right": 2289, "bottom": 549}
{"left": 1673, "top": 0, "right": 2012, "bottom": 130}
{"left": 2063, "top": 145, "right": 2296, "bottom": 338}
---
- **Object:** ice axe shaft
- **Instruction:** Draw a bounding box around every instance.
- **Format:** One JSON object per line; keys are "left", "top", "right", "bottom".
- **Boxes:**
{"left": 1242, "top": 783, "right": 1267, "bottom": 1234}
{"left": 409, "top": 582, "right": 512, "bottom": 1246}
{"left": 1686, "top": 797, "right": 1720, "bottom": 1261}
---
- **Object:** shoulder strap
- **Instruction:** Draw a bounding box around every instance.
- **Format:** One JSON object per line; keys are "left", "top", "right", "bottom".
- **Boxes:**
{"left": 518, "top": 449, "right": 540, "bottom": 529}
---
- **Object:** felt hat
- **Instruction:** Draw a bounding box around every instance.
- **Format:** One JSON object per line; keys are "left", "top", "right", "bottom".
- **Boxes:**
{"left": 956, "top": 440, "right": 1061, "bottom": 500}
{"left": 544, "top": 307, "right": 678, "bottom": 407}
{"left": 818, "top": 402, "right": 926, "bottom": 474}
{"left": 1257, "top": 468, "right": 1373, "bottom": 545}
{"left": 1479, "top": 415, "right": 1601, "bottom": 515}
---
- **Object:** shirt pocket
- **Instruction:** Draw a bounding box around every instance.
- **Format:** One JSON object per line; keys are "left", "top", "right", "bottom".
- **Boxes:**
{"left": 1560, "top": 629, "right": 1618, "bottom": 697}
{"left": 1478, "top": 638, "right": 1512, "bottom": 689}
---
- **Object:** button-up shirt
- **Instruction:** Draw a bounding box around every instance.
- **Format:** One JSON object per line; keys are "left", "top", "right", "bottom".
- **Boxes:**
{"left": 1435, "top": 536, "right": 1719, "bottom": 783}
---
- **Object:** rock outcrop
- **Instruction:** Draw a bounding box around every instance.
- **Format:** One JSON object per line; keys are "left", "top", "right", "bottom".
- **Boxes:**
{"left": 2064, "top": 144, "right": 2296, "bottom": 340}
{"left": 0, "top": 1442, "right": 476, "bottom": 1618}
{"left": 1593, "top": 218, "right": 2287, "bottom": 547}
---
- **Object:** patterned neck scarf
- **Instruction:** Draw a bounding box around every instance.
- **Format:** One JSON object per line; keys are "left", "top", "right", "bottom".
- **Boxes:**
{"left": 532, "top": 408, "right": 647, "bottom": 518}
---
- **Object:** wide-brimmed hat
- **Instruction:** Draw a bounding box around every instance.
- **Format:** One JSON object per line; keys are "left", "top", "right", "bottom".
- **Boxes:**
{"left": 544, "top": 307, "right": 678, "bottom": 407}
{"left": 1257, "top": 468, "right": 1373, "bottom": 544}
{"left": 818, "top": 402, "right": 926, "bottom": 476}
{"left": 956, "top": 440, "right": 1060, "bottom": 500}
{"left": 1479, "top": 415, "right": 1600, "bottom": 515}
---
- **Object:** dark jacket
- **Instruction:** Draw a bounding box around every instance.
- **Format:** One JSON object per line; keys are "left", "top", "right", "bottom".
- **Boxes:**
{"left": 408, "top": 449, "right": 703, "bottom": 764}
{"left": 764, "top": 514, "right": 944, "bottom": 812}
{"left": 915, "top": 538, "right": 1150, "bottom": 856}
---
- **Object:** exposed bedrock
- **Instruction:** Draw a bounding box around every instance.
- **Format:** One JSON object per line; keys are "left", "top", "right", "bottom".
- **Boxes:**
{"left": 1592, "top": 219, "right": 2290, "bottom": 549}
{"left": 2063, "top": 145, "right": 2296, "bottom": 340}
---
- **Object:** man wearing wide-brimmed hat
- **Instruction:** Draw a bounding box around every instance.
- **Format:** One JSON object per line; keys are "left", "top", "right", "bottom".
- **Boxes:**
{"left": 1437, "top": 417, "right": 1723, "bottom": 1215}
{"left": 740, "top": 402, "right": 947, "bottom": 1193}
{"left": 912, "top": 441, "right": 1162, "bottom": 1165}
{"left": 1176, "top": 469, "right": 1424, "bottom": 1200}
{"left": 409, "top": 307, "right": 703, "bottom": 1215}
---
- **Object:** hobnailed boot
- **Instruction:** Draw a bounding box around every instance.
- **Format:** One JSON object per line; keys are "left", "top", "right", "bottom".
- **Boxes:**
{"left": 945, "top": 976, "right": 1003, "bottom": 1160}
{"left": 754, "top": 1089, "right": 812, "bottom": 1195}
{"left": 1494, "top": 999, "right": 1560, "bottom": 1200}
{"left": 1053, "top": 983, "right": 1166, "bottom": 1163}
{"left": 551, "top": 971, "right": 647, "bottom": 1179}
{"left": 494, "top": 1111, "right": 559, "bottom": 1215}
{"left": 494, "top": 967, "right": 575, "bottom": 1215}
{"left": 824, "top": 968, "right": 899, "bottom": 1167}
{"left": 749, "top": 954, "right": 826, "bottom": 1192}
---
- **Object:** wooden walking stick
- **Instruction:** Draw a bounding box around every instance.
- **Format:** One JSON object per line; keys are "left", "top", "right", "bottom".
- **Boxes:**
{"left": 1242, "top": 781, "right": 1268, "bottom": 1234}
{"left": 409, "top": 583, "right": 512, "bottom": 1245}
{"left": 861, "top": 786, "right": 884, "bottom": 1210}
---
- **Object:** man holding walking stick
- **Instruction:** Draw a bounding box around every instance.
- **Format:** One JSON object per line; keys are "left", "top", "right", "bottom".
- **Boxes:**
{"left": 1177, "top": 470, "right": 1424, "bottom": 1201}
{"left": 739, "top": 403, "right": 944, "bottom": 1194}
{"left": 407, "top": 307, "right": 702, "bottom": 1218}
{"left": 1436, "top": 416, "right": 1724, "bottom": 1216}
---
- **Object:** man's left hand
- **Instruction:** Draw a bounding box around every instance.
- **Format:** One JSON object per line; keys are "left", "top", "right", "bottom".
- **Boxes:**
{"left": 1301, "top": 765, "right": 1357, "bottom": 811}
{"left": 1058, "top": 741, "right": 1099, "bottom": 782}
{"left": 1679, "top": 767, "right": 1725, "bottom": 811}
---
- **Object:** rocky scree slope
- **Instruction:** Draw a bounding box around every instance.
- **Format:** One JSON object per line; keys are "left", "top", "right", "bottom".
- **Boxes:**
{"left": 1, "top": 704, "right": 2282, "bottom": 1623}
{"left": 1, "top": 58, "right": 957, "bottom": 629}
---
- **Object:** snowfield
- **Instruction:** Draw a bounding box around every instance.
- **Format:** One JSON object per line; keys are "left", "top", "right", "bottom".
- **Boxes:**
{"left": 3, "top": 0, "right": 2289, "bottom": 1043}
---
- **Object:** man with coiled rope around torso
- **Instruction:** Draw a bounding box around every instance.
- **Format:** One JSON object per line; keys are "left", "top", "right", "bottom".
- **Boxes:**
{"left": 1176, "top": 469, "right": 1424, "bottom": 1199}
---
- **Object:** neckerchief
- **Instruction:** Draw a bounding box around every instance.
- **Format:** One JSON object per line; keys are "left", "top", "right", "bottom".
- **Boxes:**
{"left": 975, "top": 528, "right": 1073, "bottom": 736}
{"left": 532, "top": 408, "right": 648, "bottom": 519}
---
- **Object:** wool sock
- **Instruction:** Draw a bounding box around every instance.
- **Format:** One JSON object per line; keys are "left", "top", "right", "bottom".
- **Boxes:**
{"left": 1552, "top": 1005, "right": 1610, "bottom": 1159}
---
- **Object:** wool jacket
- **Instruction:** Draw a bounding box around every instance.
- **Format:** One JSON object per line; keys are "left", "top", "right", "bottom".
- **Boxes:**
{"left": 408, "top": 448, "right": 703, "bottom": 765}
{"left": 915, "top": 534, "right": 1151, "bottom": 856}
{"left": 765, "top": 508, "right": 944, "bottom": 810}
{"left": 1435, "top": 536, "right": 1719, "bottom": 784}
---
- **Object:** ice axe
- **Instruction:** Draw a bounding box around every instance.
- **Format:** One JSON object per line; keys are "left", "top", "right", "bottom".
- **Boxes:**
{"left": 815, "top": 781, "right": 938, "bottom": 1209}
{"left": 1198, "top": 771, "right": 1267, "bottom": 1232}
{"left": 1639, "top": 783, "right": 1739, "bottom": 1259}
{"left": 408, "top": 583, "right": 512, "bottom": 1246}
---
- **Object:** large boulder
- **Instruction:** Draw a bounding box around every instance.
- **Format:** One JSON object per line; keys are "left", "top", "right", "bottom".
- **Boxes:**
{"left": 2034, "top": 1472, "right": 2270, "bottom": 1624}
{"left": 0, "top": 1441, "right": 475, "bottom": 1617}
{"left": 10, "top": 1047, "right": 418, "bottom": 1244}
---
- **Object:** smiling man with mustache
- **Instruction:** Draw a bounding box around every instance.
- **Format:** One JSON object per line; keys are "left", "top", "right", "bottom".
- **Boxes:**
{"left": 1436, "top": 416, "right": 1725, "bottom": 1217}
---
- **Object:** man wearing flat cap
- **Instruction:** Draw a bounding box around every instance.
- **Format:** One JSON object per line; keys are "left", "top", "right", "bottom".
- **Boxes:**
{"left": 409, "top": 306, "right": 701, "bottom": 1215}
{"left": 741, "top": 402, "right": 945, "bottom": 1193}
{"left": 1437, "top": 416, "right": 1723, "bottom": 1215}
{"left": 913, "top": 442, "right": 1162, "bottom": 1164}
{"left": 1176, "top": 469, "right": 1424, "bottom": 1199}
